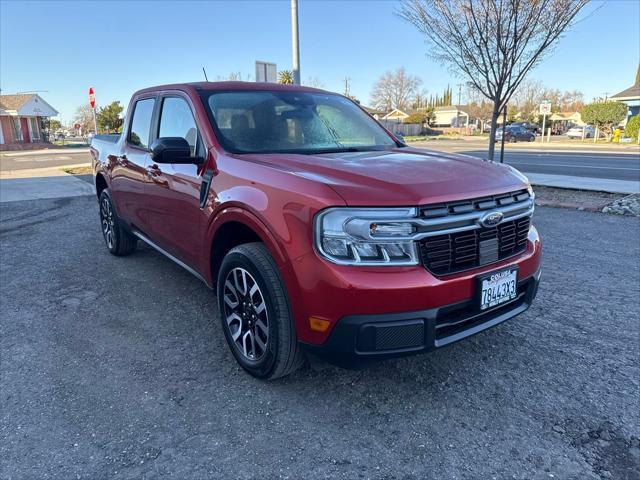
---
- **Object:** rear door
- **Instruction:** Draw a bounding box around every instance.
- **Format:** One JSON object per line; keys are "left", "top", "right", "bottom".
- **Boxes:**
{"left": 143, "top": 93, "right": 204, "bottom": 268}
{"left": 110, "top": 96, "right": 156, "bottom": 230}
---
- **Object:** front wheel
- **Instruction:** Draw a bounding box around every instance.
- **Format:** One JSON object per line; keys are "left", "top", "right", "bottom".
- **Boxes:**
{"left": 217, "top": 242, "right": 305, "bottom": 379}
{"left": 509, "top": 137, "right": 517, "bottom": 143}
{"left": 528, "top": 136, "right": 536, "bottom": 142}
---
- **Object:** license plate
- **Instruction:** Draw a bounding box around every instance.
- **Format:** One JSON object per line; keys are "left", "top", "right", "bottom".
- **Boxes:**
{"left": 478, "top": 268, "right": 518, "bottom": 311}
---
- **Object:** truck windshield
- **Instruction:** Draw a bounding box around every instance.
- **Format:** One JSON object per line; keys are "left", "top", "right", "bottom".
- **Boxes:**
{"left": 202, "top": 91, "right": 398, "bottom": 154}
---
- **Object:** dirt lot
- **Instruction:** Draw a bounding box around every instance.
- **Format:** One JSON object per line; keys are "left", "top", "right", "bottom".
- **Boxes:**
{"left": 1, "top": 195, "right": 638, "bottom": 480}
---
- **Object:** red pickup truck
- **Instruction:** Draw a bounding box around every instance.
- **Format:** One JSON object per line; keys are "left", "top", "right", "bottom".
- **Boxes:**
{"left": 91, "top": 82, "right": 541, "bottom": 379}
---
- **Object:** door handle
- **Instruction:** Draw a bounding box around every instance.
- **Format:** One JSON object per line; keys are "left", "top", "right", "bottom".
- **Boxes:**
{"left": 146, "top": 164, "right": 168, "bottom": 186}
{"left": 146, "top": 164, "right": 161, "bottom": 177}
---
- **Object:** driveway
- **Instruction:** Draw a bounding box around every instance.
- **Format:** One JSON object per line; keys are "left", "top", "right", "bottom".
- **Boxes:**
{"left": 1, "top": 195, "right": 638, "bottom": 479}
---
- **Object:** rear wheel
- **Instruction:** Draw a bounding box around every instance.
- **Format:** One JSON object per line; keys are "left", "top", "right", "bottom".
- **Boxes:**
{"left": 509, "top": 136, "right": 517, "bottom": 143}
{"left": 217, "top": 242, "right": 304, "bottom": 379}
{"left": 98, "top": 189, "right": 137, "bottom": 256}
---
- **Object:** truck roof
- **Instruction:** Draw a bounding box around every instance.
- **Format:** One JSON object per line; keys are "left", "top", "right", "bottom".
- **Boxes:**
{"left": 134, "top": 81, "right": 329, "bottom": 96}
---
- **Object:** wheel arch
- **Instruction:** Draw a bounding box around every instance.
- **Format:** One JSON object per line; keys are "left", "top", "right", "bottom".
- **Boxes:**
{"left": 95, "top": 172, "right": 108, "bottom": 198}
{"left": 206, "top": 208, "right": 288, "bottom": 287}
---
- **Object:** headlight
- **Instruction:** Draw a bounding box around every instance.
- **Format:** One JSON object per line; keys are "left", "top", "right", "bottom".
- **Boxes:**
{"left": 314, "top": 207, "right": 420, "bottom": 265}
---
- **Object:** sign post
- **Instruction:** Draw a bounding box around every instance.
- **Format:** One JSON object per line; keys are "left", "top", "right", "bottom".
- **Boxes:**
{"left": 539, "top": 101, "right": 551, "bottom": 143}
{"left": 255, "top": 61, "right": 277, "bottom": 83}
{"left": 89, "top": 87, "right": 98, "bottom": 134}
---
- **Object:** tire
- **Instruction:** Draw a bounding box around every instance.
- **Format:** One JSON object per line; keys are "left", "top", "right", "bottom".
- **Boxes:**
{"left": 509, "top": 137, "right": 517, "bottom": 143}
{"left": 528, "top": 135, "right": 535, "bottom": 142}
{"left": 217, "top": 242, "right": 305, "bottom": 379}
{"left": 98, "top": 189, "right": 137, "bottom": 256}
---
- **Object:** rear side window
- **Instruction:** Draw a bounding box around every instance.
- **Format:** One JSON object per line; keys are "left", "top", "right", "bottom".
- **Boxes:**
{"left": 159, "top": 97, "right": 198, "bottom": 156}
{"left": 128, "top": 98, "right": 155, "bottom": 148}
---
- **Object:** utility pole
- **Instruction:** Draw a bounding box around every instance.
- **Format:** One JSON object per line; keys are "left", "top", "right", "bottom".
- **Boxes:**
{"left": 343, "top": 77, "right": 351, "bottom": 97}
{"left": 456, "top": 83, "right": 462, "bottom": 130}
{"left": 291, "top": 0, "right": 300, "bottom": 85}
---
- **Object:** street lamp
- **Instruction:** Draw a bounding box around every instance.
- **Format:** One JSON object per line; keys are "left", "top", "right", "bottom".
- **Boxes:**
{"left": 291, "top": 0, "right": 300, "bottom": 85}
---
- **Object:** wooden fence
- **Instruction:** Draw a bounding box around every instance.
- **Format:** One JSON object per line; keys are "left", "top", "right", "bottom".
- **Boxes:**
{"left": 377, "top": 120, "right": 423, "bottom": 136}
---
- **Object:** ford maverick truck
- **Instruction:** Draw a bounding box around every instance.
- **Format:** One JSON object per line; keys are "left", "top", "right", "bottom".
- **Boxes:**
{"left": 90, "top": 82, "right": 541, "bottom": 379}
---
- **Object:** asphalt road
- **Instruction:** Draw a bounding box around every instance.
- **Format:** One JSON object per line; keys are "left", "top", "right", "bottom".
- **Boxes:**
{"left": 1, "top": 195, "right": 638, "bottom": 479}
{"left": 459, "top": 150, "right": 640, "bottom": 182}
{"left": 2, "top": 148, "right": 639, "bottom": 183}
{"left": 0, "top": 150, "right": 91, "bottom": 171}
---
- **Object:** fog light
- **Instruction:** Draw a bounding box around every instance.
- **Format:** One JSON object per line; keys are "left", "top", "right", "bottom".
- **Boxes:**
{"left": 309, "top": 316, "right": 330, "bottom": 332}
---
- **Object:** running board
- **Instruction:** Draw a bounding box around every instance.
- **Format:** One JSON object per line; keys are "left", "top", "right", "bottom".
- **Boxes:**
{"left": 132, "top": 231, "right": 211, "bottom": 288}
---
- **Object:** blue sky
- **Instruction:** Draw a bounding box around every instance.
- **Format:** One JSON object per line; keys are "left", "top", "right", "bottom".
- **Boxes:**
{"left": 1, "top": 0, "right": 638, "bottom": 124}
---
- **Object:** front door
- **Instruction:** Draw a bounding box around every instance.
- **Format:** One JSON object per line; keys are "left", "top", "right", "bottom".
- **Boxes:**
{"left": 20, "top": 118, "right": 30, "bottom": 143}
{"left": 110, "top": 97, "right": 155, "bottom": 231}
{"left": 143, "top": 94, "right": 204, "bottom": 269}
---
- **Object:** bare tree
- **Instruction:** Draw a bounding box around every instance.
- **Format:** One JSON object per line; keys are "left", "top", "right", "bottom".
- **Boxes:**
{"left": 304, "top": 76, "right": 325, "bottom": 88}
{"left": 560, "top": 90, "right": 584, "bottom": 111}
{"left": 370, "top": 67, "right": 422, "bottom": 112}
{"left": 511, "top": 78, "right": 546, "bottom": 121}
{"left": 465, "top": 84, "right": 494, "bottom": 131}
{"left": 74, "top": 104, "right": 94, "bottom": 135}
{"left": 399, "top": 0, "right": 589, "bottom": 160}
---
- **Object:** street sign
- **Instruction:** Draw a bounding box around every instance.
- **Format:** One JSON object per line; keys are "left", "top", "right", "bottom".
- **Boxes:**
{"left": 255, "top": 61, "right": 277, "bottom": 83}
{"left": 539, "top": 102, "right": 552, "bottom": 115}
{"left": 88, "top": 87, "right": 98, "bottom": 133}
{"left": 74, "top": 123, "right": 81, "bottom": 130}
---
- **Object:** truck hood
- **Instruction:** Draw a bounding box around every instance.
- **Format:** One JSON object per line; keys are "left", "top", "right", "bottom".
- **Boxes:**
{"left": 238, "top": 147, "right": 530, "bottom": 206}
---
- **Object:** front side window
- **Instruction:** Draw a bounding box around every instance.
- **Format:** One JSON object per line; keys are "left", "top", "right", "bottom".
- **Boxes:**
{"left": 158, "top": 97, "right": 198, "bottom": 156}
{"left": 202, "top": 91, "right": 397, "bottom": 154}
{"left": 128, "top": 98, "right": 155, "bottom": 148}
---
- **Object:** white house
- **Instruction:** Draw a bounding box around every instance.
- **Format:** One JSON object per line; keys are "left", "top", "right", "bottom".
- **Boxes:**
{"left": 0, "top": 94, "right": 59, "bottom": 147}
{"left": 433, "top": 105, "right": 470, "bottom": 127}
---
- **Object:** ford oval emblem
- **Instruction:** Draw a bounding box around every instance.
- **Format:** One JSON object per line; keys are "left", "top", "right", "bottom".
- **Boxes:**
{"left": 480, "top": 211, "right": 504, "bottom": 228}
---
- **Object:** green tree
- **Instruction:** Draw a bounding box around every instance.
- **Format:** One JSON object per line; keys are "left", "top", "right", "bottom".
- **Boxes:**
{"left": 49, "top": 119, "right": 62, "bottom": 131}
{"left": 404, "top": 112, "right": 426, "bottom": 124}
{"left": 581, "top": 101, "right": 628, "bottom": 141}
{"left": 278, "top": 70, "right": 294, "bottom": 84}
{"left": 97, "top": 101, "right": 124, "bottom": 133}
{"left": 625, "top": 115, "right": 639, "bottom": 140}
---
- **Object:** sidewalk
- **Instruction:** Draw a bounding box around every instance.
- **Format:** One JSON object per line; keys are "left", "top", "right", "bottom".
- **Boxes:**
{"left": 409, "top": 138, "right": 640, "bottom": 154}
{"left": 528, "top": 173, "right": 639, "bottom": 194}
{"left": 0, "top": 166, "right": 94, "bottom": 203}
{"left": 0, "top": 147, "right": 90, "bottom": 157}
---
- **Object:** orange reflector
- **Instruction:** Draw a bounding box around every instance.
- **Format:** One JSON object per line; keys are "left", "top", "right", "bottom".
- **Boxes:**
{"left": 309, "top": 317, "right": 330, "bottom": 332}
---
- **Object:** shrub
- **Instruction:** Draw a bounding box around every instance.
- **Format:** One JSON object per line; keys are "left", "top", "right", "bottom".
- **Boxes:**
{"left": 581, "top": 101, "right": 628, "bottom": 139}
{"left": 404, "top": 112, "right": 426, "bottom": 124}
{"left": 624, "top": 115, "right": 639, "bottom": 139}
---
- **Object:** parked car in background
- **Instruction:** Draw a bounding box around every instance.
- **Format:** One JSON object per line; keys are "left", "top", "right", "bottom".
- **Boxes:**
{"left": 566, "top": 125, "right": 594, "bottom": 139}
{"left": 509, "top": 122, "right": 540, "bottom": 134}
{"left": 90, "top": 82, "right": 541, "bottom": 379}
{"left": 495, "top": 126, "right": 536, "bottom": 143}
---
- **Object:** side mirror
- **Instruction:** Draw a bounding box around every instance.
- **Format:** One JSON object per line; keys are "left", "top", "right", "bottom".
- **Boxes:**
{"left": 150, "top": 137, "right": 203, "bottom": 164}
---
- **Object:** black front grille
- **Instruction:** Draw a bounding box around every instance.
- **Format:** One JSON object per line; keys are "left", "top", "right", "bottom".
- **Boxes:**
{"left": 420, "top": 217, "right": 530, "bottom": 275}
{"left": 356, "top": 320, "right": 425, "bottom": 352}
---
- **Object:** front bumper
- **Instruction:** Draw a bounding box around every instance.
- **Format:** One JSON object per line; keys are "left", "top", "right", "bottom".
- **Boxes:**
{"left": 302, "top": 268, "right": 540, "bottom": 368}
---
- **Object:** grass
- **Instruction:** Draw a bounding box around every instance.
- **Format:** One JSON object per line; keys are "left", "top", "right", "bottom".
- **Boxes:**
{"left": 61, "top": 166, "right": 92, "bottom": 175}
{"left": 52, "top": 141, "right": 89, "bottom": 148}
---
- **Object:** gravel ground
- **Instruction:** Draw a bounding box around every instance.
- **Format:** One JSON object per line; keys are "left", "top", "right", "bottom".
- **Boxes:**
{"left": 1, "top": 195, "right": 639, "bottom": 480}
{"left": 532, "top": 186, "right": 625, "bottom": 213}
{"left": 602, "top": 194, "right": 640, "bottom": 217}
